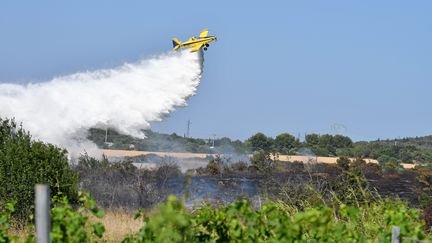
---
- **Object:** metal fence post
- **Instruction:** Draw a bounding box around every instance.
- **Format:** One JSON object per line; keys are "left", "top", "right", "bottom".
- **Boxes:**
{"left": 35, "top": 184, "right": 50, "bottom": 243}
{"left": 391, "top": 226, "right": 400, "bottom": 243}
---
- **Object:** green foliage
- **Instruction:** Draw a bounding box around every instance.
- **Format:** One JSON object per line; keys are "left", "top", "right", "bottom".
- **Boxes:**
{"left": 331, "top": 158, "right": 371, "bottom": 205}
{"left": 17, "top": 191, "right": 106, "bottom": 243}
{"left": 125, "top": 196, "right": 430, "bottom": 242}
{"left": 246, "top": 132, "right": 273, "bottom": 152}
{"left": 310, "top": 145, "right": 331, "bottom": 156}
{"left": 0, "top": 190, "right": 430, "bottom": 242}
{"left": 356, "top": 142, "right": 432, "bottom": 164}
{"left": 273, "top": 133, "right": 298, "bottom": 154}
{"left": 0, "top": 202, "right": 17, "bottom": 242}
{"left": 49, "top": 192, "right": 105, "bottom": 243}
{"left": 304, "top": 133, "right": 354, "bottom": 156}
{"left": 334, "top": 134, "right": 354, "bottom": 148}
{"left": 305, "top": 133, "right": 320, "bottom": 145}
{"left": 414, "top": 167, "right": 432, "bottom": 208}
{"left": 0, "top": 118, "right": 79, "bottom": 220}
{"left": 123, "top": 195, "right": 191, "bottom": 243}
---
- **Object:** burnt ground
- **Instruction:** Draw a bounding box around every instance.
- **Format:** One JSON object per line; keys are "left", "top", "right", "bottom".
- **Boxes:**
{"left": 168, "top": 164, "right": 427, "bottom": 207}
{"left": 368, "top": 170, "right": 422, "bottom": 204}
{"left": 77, "top": 160, "right": 430, "bottom": 209}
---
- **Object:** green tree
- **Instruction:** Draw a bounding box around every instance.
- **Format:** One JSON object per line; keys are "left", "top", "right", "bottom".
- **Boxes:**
{"left": 319, "top": 134, "right": 336, "bottom": 154}
{"left": 333, "top": 135, "right": 353, "bottom": 148}
{"left": 319, "top": 134, "right": 334, "bottom": 147}
{"left": 247, "top": 132, "right": 273, "bottom": 152}
{"left": 305, "top": 133, "right": 320, "bottom": 145}
{"left": 0, "top": 118, "right": 78, "bottom": 220}
{"left": 273, "top": 133, "right": 297, "bottom": 154}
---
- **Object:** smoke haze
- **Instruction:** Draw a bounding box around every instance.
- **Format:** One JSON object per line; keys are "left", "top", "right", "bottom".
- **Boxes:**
{"left": 0, "top": 50, "right": 204, "bottom": 156}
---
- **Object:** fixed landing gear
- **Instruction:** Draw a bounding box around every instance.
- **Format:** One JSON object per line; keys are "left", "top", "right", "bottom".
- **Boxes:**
{"left": 203, "top": 47, "right": 208, "bottom": 51}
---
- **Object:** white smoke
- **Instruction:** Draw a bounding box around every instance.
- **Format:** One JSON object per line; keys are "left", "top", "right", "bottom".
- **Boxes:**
{"left": 0, "top": 50, "right": 204, "bottom": 156}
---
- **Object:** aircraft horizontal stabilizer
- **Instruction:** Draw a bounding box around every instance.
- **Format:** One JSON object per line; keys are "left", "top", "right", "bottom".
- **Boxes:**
{"left": 172, "top": 38, "right": 181, "bottom": 49}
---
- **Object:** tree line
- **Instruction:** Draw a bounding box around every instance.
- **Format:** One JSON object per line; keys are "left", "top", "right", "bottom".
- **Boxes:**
{"left": 89, "top": 128, "right": 432, "bottom": 166}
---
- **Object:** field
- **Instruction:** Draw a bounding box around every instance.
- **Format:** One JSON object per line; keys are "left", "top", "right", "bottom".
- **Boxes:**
{"left": 101, "top": 149, "right": 416, "bottom": 169}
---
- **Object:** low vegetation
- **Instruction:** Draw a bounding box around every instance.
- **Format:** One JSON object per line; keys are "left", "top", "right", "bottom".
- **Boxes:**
{"left": 1, "top": 177, "right": 432, "bottom": 242}
{"left": 2, "top": 120, "right": 432, "bottom": 241}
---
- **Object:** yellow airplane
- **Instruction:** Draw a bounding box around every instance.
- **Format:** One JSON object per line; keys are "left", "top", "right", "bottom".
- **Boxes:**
{"left": 172, "top": 29, "right": 217, "bottom": 52}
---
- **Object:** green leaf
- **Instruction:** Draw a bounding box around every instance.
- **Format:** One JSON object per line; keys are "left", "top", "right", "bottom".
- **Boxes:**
{"left": 92, "top": 223, "right": 105, "bottom": 238}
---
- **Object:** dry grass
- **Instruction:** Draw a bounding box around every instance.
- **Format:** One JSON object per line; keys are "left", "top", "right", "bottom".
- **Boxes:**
{"left": 8, "top": 223, "right": 32, "bottom": 242}
{"left": 89, "top": 208, "right": 143, "bottom": 242}
{"left": 7, "top": 208, "right": 143, "bottom": 242}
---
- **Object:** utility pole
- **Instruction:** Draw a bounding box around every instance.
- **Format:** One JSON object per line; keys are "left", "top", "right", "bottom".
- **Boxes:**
{"left": 105, "top": 128, "right": 108, "bottom": 143}
{"left": 186, "top": 120, "right": 191, "bottom": 138}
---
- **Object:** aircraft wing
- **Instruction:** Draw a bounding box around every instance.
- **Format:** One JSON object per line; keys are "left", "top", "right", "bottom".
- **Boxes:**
{"left": 199, "top": 29, "right": 209, "bottom": 37}
{"left": 190, "top": 43, "right": 204, "bottom": 52}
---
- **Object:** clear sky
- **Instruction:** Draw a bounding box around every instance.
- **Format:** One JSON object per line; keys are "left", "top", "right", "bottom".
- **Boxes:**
{"left": 0, "top": 1, "right": 431, "bottom": 141}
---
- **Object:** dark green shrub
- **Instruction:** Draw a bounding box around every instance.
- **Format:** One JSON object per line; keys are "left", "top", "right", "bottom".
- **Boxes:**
{"left": 0, "top": 118, "right": 78, "bottom": 220}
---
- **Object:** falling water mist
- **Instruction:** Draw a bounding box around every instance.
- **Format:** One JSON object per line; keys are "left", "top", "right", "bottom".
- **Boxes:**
{"left": 0, "top": 50, "right": 204, "bottom": 157}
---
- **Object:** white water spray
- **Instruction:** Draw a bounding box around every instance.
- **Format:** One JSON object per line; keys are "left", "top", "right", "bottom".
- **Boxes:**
{"left": 0, "top": 50, "right": 204, "bottom": 156}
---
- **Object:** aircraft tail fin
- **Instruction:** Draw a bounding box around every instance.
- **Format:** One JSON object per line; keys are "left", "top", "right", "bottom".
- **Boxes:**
{"left": 199, "top": 29, "right": 209, "bottom": 37}
{"left": 172, "top": 38, "right": 181, "bottom": 49}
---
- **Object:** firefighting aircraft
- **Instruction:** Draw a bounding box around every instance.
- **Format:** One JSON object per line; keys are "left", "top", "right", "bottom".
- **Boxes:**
{"left": 172, "top": 29, "right": 217, "bottom": 52}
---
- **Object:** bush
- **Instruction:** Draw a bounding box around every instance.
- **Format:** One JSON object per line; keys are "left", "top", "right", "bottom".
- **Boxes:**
{"left": 0, "top": 191, "right": 105, "bottom": 242}
{"left": 0, "top": 118, "right": 79, "bottom": 220}
{"left": 332, "top": 158, "right": 371, "bottom": 205}
{"left": 230, "top": 161, "right": 248, "bottom": 172}
{"left": 50, "top": 192, "right": 105, "bottom": 242}
{"left": 155, "top": 161, "right": 181, "bottom": 187}
{"left": 205, "top": 156, "right": 224, "bottom": 175}
{"left": 250, "top": 151, "right": 273, "bottom": 173}
{"left": 0, "top": 202, "right": 17, "bottom": 242}
{"left": 337, "top": 157, "right": 351, "bottom": 171}
{"left": 125, "top": 196, "right": 430, "bottom": 242}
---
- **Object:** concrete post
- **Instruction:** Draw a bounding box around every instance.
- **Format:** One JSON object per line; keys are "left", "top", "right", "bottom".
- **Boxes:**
{"left": 391, "top": 226, "right": 400, "bottom": 243}
{"left": 35, "top": 184, "right": 50, "bottom": 243}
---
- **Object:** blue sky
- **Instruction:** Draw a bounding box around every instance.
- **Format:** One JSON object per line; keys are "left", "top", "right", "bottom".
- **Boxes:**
{"left": 0, "top": 1, "right": 431, "bottom": 141}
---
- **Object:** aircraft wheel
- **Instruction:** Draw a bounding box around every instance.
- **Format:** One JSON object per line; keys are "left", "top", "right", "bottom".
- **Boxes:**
{"left": 204, "top": 47, "right": 208, "bottom": 51}
{"left": 205, "top": 44, "right": 209, "bottom": 47}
